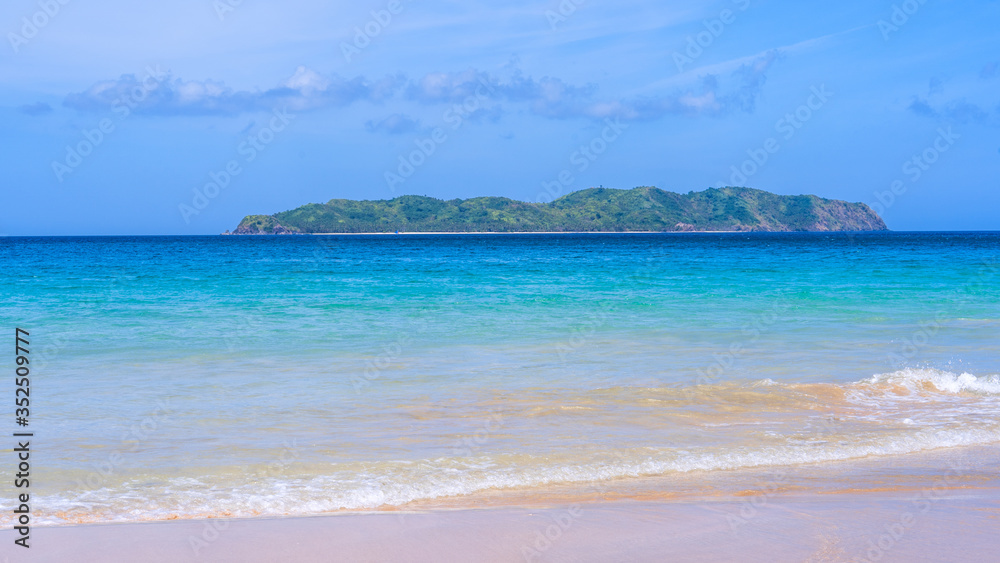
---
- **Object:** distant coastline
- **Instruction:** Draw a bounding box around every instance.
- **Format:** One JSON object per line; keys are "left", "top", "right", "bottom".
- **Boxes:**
{"left": 229, "top": 186, "right": 888, "bottom": 235}
{"left": 223, "top": 230, "right": 880, "bottom": 236}
{"left": 310, "top": 230, "right": 760, "bottom": 235}
{"left": 224, "top": 230, "right": 750, "bottom": 235}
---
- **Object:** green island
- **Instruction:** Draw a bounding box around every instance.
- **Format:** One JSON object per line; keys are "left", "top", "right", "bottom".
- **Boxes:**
{"left": 228, "top": 186, "right": 887, "bottom": 234}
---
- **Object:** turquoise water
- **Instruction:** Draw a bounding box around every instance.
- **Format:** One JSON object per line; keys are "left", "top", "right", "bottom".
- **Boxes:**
{"left": 2, "top": 233, "right": 999, "bottom": 523}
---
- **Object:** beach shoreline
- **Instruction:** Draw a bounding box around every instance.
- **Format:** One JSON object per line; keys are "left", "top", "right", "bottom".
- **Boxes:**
{"left": 7, "top": 234, "right": 998, "bottom": 561}
{"left": 6, "top": 445, "right": 998, "bottom": 561}
{"left": 7, "top": 481, "right": 997, "bottom": 562}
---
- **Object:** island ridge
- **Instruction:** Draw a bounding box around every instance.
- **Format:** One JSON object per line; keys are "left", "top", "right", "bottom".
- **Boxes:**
{"left": 229, "top": 186, "right": 888, "bottom": 234}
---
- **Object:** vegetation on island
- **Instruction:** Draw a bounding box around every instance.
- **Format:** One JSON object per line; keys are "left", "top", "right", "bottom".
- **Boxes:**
{"left": 230, "top": 186, "right": 888, "bottom": 234}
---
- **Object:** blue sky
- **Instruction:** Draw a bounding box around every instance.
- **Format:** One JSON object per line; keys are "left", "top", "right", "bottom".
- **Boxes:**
{"left": 2, "top": 0, "right": 998, "bottom": 234}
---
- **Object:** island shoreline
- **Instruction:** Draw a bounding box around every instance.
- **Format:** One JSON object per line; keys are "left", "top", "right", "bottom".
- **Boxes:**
{"left": 231, "top": 186, "right": 889, "bottom": 235}
{"left": 226, "top": 230, "right": 885, "bottom": 235}
{"left": 10, "top": 485, "right": 998, "bottom": 562}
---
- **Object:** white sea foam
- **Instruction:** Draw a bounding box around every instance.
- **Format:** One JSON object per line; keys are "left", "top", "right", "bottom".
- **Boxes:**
{"left": 26, "top": 421, "right": 1000, "bottom": 526}
{"left": 19, "top": 368, "right": 1000, "bottom": 526}
{"left": 860, "top": 368, "right": 1000, "bottom": 396}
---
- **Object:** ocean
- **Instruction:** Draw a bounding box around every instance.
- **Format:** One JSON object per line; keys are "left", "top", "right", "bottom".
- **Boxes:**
{"left": 2, "top": 232, "right": 998, "bottom": 525}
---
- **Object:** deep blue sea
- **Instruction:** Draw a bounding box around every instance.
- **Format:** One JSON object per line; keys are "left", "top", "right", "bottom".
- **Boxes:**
{"left": 2, "top": 233, "right": 998, "bottom": 524}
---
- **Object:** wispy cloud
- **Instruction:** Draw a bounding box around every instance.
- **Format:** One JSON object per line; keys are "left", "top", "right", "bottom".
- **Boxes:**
{"left": 908, "top": 97, "right": 994, "bottom": 125}
{"left": 577, "top": 50, "right": 781, "bottom": 121}
{"left": 402, "top": 51, "right": 779, "bottom": 122}
{"left": 63, "top": 66, "right": 405, "bottom": 116}
{"left": 981, "top": 61, "right": 999, "bottom": 80}
{"left": 907, "top": 98, "right": 938, "bottom": 118}
{"left": 365, "top": 113, "right": 425, "bottom": 135}
{"left": 405, "top": 69, "right": 496, "bottom": 104}
{"left": 927, "top": 77, "right": 944, "bottom": 96}
{"left": 403, "top": 67, "right": 598, "bottom": 119}
{"left": 61, "top": 54, "right": 780, "bottom": 123}
{"left": 17, "top": 102, "right": 53, "bottom": 116}
{"left": 908, "top": 71, "right": 999, "bottom": 126}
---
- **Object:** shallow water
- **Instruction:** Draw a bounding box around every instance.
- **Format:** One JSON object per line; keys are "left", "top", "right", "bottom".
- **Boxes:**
{"left": 1, "top": 232, "right": 998, "bottom": 524}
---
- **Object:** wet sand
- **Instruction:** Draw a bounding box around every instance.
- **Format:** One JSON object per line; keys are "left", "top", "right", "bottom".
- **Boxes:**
{"left": 4, "top": 446, "right": 999, "bottom": 562}
{"left": 7, "top": 445, "right": 1000, "bottom": 563}
{"left": 4, "top": 489, "right": 998, "bottom": 562}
